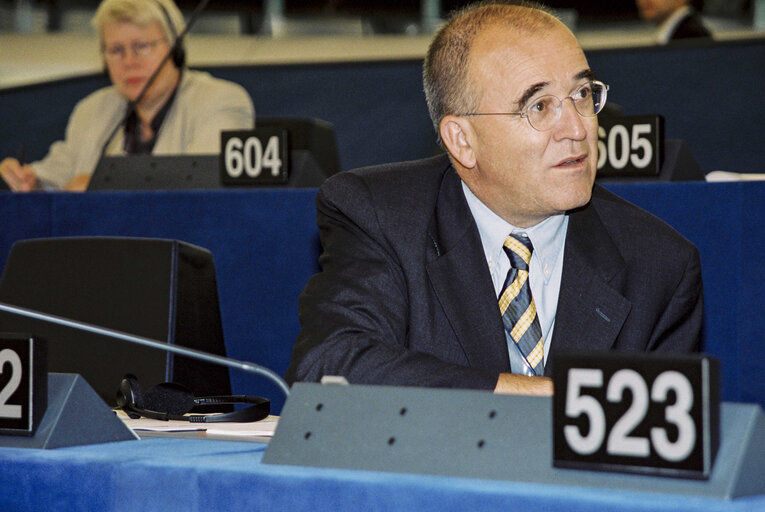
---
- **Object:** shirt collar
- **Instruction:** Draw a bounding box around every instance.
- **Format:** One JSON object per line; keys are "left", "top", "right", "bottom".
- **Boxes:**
{"left": 461, "top": 181, "right": 567, "bottom": 281}
{"left": 656, "top": 5, "right": 692, "bottom": 44}
{"left": 123, "top": 72, "right": 181, "bottom": 154}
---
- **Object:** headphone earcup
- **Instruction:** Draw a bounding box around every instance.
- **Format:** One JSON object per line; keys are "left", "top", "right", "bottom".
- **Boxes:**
{"left": 171, "top": 45, "right": 185, "bottom": 68}
{"left": 143, "top": 381, "right": 196, "bottom": 415}
{"left": 116, "top": 374, "right": 144, "bottom": 419}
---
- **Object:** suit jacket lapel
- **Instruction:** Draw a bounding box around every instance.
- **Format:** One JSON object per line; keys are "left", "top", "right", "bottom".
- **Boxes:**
{"left": 423, "top": 167, "right": 631, "bottom": 375}
{"left": 549, "top": 194, "right": 632, "bottom": 367}
{"left": 425, "top": 166, "right": 510, "bottom": 374}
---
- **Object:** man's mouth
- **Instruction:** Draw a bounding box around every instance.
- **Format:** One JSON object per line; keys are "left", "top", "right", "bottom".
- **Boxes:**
{"left": 556, "top": 155, "right": 587, "bottom": 167}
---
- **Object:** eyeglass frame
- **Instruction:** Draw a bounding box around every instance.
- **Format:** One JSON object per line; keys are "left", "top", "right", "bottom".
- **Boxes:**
{"left": 102, "top": 39, "right": 167, "bottom": 63}
{"left": 456, "top": 80, "right": 610, "bottom": 132}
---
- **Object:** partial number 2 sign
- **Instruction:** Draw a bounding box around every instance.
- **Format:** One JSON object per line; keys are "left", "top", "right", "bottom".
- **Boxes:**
{"left": 552, "top": 351, "right": 720, "bottom": 479}
{"left": 0, "top": 334, "right": 46, "bottom": 437}
{"left": 597, "top": 115, "right": 663, "bottom": 178}
{"left": 220, "top": 129, "right": 289, "bottom": 185}
{"left": 0, "top": 348, "right": 23, "bottom": 419}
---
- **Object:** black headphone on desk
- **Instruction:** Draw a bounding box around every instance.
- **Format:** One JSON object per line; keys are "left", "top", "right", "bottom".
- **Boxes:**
{"left": 116, "top": 374, "right": 270, "bottom": 423}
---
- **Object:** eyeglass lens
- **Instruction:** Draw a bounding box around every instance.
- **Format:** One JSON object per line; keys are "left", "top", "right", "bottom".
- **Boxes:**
{"left": 526, "top": 82, "right": 606, "bottom": 131}
{"left": 104, "top": 40, "right": 162, "bottom": 61}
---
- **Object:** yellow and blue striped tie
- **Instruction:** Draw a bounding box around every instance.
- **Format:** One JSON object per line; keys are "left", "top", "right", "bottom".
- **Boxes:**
{"left": 498, "top": 234, "right": 544, "bottom": 376}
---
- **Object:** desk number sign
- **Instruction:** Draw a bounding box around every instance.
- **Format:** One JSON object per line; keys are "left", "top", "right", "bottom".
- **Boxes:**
{"left": 220, "top": 129, "right": 289, "bottom": 185}
{"left": 552, "top": 351, "right": 719, "bottom": 479}
{"left": 0, "top": 334, "right": 46, "bottom": 436}
{"left": 597, "top": 115, "right": 663, "bottom": 178}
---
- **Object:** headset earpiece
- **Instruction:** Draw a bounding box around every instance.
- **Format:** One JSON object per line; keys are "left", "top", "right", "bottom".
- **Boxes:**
{"left": 154, "top": 0, "right": 185, "bottom": 68}
{"left": 171, "top": 46, "right": 185, "bottom": 69}
{"left": 116, "top": 374, "right": 145, "bottom": 419}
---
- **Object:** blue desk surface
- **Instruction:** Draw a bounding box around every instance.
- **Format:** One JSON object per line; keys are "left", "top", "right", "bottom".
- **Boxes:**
{"left": 0, "top": 437, "right": 763, "bottom": 512}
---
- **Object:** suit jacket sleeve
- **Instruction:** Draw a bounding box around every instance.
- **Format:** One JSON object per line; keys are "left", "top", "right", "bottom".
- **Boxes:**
{"left": 551, "top": 186, "right": 703, "bottom": 363}
{"left": 644, "top": 237, "right": 703, "bottom": 353}
{"left": 285, "top": 171, "right": 499, "bottom": 389}
{"left": 600, "top": 187, "right": 704, "bottom": 354}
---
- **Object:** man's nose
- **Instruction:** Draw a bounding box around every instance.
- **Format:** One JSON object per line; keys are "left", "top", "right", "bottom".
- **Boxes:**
{"left": 552, "top": 98, "right": 587, "bottom": 141}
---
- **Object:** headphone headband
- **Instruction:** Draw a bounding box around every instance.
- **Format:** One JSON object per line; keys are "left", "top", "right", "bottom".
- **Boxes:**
{"left": 154, "top": 0, "right": 185, "bottom": 68}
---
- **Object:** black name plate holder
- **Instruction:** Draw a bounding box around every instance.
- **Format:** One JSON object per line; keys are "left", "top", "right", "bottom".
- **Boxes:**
{"left": 267, "top": 382, "right": 764, "bottom": 498}
{"left": 552, "top": 351, "right": 720, "bottom": 479}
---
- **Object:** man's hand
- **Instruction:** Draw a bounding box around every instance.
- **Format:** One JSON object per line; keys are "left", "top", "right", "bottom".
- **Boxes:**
{"left": 0, "top": 158, "right": 39, "bottom": 192}
{"left": 494, "top": 373, "right": 554, "bottom": 396}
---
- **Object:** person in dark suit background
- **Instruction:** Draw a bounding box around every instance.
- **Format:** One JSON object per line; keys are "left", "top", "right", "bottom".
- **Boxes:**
{"left": 286, "top": 1, "right": 703, "bottom": 395}
{"left": 636, "top": 0, "right": 712, "bottom": 43}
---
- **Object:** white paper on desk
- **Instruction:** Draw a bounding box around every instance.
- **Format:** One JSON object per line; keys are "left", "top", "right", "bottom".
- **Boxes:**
{"left": 116, "top": 410, "right": 206, "bottom": 432}
{"left": 204, "top": 417, "right": 278, "bottom": 437}
{"left": 115, "top": 409, "right": 278, "bottom": 436}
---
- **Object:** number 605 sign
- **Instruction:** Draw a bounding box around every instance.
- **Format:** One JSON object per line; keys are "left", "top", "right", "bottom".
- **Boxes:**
{"left": 552, "top": 351, "right": 720, "bottom": 479}
{"left": 596, "top": 115, "right": 663, "bottom": 178}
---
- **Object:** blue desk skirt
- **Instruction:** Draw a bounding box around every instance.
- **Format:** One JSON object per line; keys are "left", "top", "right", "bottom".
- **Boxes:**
{"left": 0, "top": 184, "right": 763, "bottom": 413}
{"left": 0, "top": 438, "right": 762, "bottom": 511}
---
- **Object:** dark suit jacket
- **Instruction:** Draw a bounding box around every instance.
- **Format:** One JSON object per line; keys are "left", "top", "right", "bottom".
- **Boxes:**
{"left": 286, "top": 154, "right": 703, "bottom": 389}
{"left": 670, "top": 10, "right": 712, "bottom": 41}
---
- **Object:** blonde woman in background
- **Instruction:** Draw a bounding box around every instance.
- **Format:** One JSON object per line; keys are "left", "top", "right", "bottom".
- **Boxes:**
{"left": 0, "top": 0, "right": 254, "bottom": 191}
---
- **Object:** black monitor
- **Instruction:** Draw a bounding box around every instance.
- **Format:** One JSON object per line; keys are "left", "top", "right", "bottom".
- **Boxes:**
{"left": 87, "top": 117, "right": 340, "bottom": 191}
{"left": 0, "top": 237, "right": 232, "bottom": 407}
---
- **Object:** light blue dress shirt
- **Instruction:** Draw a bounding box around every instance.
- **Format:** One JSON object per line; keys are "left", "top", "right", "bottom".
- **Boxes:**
{"left": 461, "top": 182, "right": 568, "bottom": 366}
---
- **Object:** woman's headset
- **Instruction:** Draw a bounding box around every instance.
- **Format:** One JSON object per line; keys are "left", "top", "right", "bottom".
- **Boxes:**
{"left": 116, "top": 374, "right": 270, "bottom": 423}
{"left": 154, "top": 0, "right": 186, "bottom": 68}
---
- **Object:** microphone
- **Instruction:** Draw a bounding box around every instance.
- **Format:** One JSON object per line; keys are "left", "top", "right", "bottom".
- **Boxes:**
{"left": 96, "top": 0, "right": 212, "bottom": 162}
{"left": 0, "top": 300, "right": 290, "bottom": 398}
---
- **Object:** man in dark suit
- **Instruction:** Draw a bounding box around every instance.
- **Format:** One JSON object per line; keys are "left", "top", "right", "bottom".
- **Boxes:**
{"left": 636, "top": 0, "right": 712, "bottom": 43}
{"left": 286, "top": 1, "right": 703, "bottom": 395}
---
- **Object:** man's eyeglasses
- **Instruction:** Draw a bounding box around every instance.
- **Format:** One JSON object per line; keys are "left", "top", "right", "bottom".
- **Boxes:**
{"left": 103, "top": 39, "right": 166, "bottom": 62}
{"left": 458, "top": 80, "right": 609, "bottom": 132}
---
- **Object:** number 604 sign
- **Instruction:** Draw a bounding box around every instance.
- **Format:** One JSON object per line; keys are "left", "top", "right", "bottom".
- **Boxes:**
{"left": 220, "top": 129, "right": 289, "bottom": 186}
{"left": 552, "top": 351, "right": 720, "bottom": 479}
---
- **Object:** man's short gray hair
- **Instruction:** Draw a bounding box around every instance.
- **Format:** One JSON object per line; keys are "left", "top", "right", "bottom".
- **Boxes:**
{"left": 423, "top": 1, "right": 560, "bottom": 142}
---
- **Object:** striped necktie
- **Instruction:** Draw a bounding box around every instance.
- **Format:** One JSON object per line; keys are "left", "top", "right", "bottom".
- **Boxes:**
{"left": 498, "top": 233, "right": 544, "bottom": 376}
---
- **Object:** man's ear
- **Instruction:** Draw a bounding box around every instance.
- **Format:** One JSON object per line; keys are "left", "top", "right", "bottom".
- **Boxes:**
{"left": 440, "top": 115, "right": 477, "bottom": 169}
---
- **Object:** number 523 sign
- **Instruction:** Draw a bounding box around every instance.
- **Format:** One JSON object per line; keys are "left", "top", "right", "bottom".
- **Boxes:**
{"left": 552, "top": 351, "right": 720, "bottom": 479}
